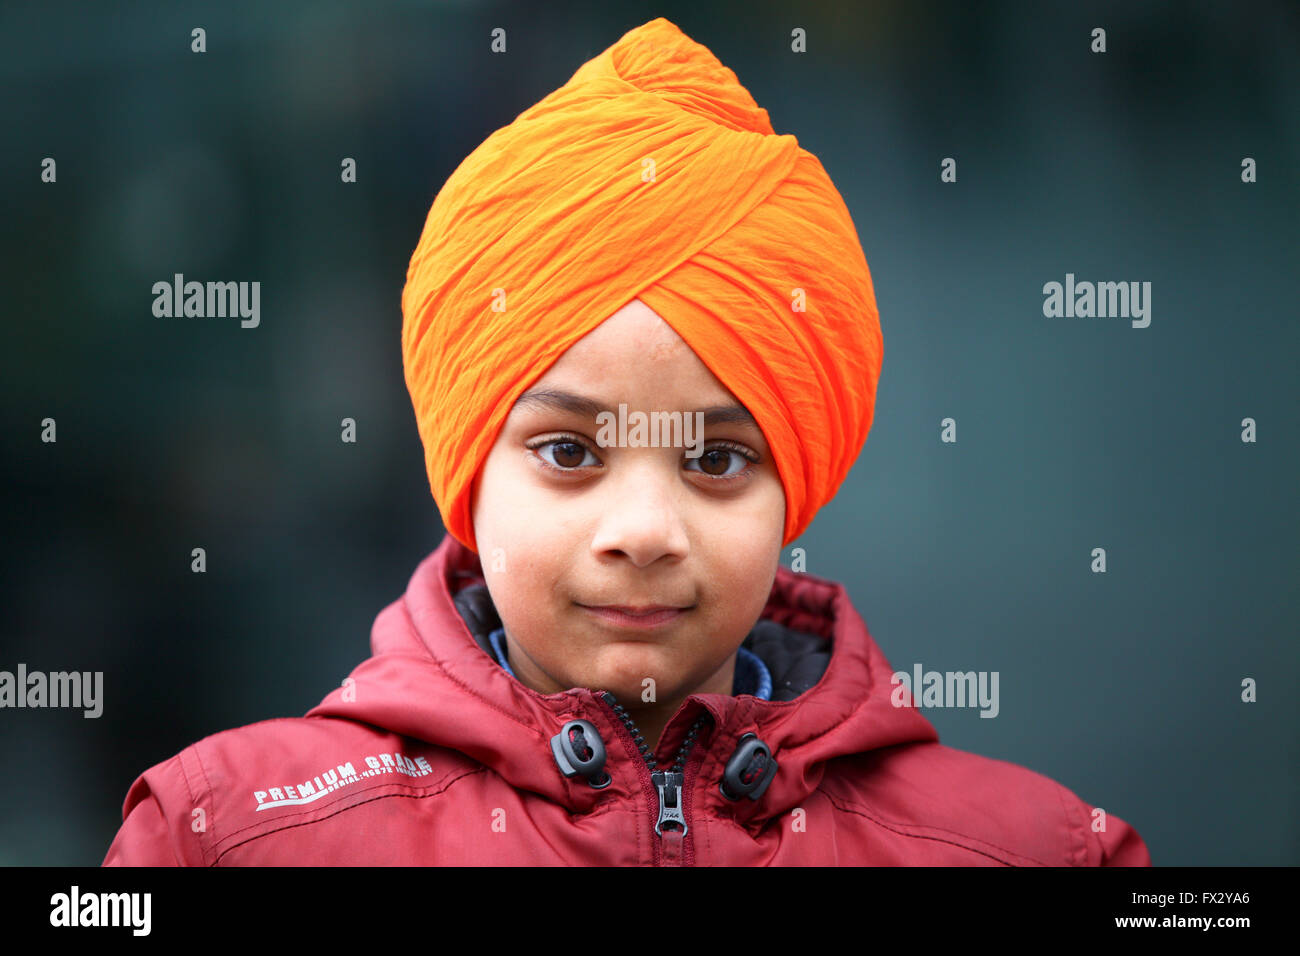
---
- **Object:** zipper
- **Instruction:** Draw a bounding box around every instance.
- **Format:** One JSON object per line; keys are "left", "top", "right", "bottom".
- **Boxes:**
{"left": 598, "top": 691, "right": 709, "bottom": 866}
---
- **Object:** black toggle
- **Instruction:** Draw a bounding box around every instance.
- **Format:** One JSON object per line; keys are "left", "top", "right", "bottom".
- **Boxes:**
{"left": 719, "top": 732, "right": 778, "bottom": 801}
{"left": 551, "top": 719, "right": 612, "bottom": 789}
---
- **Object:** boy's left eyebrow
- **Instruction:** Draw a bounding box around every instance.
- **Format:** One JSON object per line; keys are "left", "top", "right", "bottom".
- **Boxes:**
{"left": 512, "top": 387, "right": 759, "bottom": 428}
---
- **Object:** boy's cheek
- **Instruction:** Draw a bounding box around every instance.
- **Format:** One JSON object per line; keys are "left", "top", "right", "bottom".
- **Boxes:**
{"left": 470, "top": 466, "right": 527, "bottom": 557}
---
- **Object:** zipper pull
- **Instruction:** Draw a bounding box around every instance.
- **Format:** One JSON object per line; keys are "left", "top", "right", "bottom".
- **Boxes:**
{"left": 652, "top": 770, "right": 688, "bottom": 836}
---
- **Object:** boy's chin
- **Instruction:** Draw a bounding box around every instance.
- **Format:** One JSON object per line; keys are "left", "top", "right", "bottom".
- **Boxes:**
{"left": 578, "top": 659, "right": 686, "bottom": 705}
{"left": 583, "top": 662, "right": 733, "bottom": 708}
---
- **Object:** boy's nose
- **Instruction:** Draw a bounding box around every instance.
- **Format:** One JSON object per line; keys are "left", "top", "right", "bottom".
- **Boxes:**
{"left": 588, "top": 477, "right": 689, "bottom": 568}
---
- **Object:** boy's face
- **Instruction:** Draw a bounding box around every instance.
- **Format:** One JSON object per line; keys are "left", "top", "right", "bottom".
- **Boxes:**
{"left": 470, "top": 298, "right": 786, "bottom": 710}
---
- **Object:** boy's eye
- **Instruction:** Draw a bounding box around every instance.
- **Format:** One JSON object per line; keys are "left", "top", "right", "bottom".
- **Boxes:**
{"left": 536, "top": 439, "right": 599, "bottom": 470}
{"left": 527, "top": 435, "right": 757, "bottom": 480}
{"left": 685, "top": 447, "right": 749, "bottom": 478}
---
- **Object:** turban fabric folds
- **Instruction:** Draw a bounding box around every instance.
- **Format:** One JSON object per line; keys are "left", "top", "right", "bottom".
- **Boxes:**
{"left": 402, "top": 17, "right": 882, "bottom": 553}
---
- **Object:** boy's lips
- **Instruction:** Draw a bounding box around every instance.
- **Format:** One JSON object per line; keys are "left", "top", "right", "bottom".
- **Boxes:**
{"left": 575, "top": 603, "right": 694, "bottom": 629}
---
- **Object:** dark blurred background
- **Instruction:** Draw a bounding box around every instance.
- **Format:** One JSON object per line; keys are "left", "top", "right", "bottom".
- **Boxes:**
{"left": 2, "top": 0, "right": 1296, "bottom": 866}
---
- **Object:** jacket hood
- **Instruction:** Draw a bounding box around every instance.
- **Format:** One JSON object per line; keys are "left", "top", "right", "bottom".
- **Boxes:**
{"left": 307, "top": 535, "right": 938, "bottom": 827}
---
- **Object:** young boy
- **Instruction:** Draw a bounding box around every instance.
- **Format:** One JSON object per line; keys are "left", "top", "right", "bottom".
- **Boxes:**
{"left": 104, "top": 17, "right": 1150, "bottom": 866}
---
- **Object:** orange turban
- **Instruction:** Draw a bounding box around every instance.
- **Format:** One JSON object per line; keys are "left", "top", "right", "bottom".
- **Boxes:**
{"left": 402, "top": 17, "right": 882, "bottom": 553}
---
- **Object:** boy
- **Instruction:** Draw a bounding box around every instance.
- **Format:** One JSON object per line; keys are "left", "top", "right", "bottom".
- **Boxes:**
{"left": 104, "top": 17, "right": 1150, "bottom": 865}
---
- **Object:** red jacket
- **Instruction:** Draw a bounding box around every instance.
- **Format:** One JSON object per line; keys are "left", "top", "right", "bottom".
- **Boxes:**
{"left": 103, "top": 534, "right": 1151, "bottom": 866}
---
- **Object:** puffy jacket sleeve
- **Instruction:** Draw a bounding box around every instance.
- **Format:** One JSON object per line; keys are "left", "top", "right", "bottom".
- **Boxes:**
{"left": 1093, "top": 811, "right": 1152, "bottom": 866}
{"left": 1059, "top": 783, "right": 1152, "bottom": 866}
{"left": 103, "top": 752, "right": 207, "bottom": 867}
{"left": 103, "top": 790, "right": 180, "bottom": 866}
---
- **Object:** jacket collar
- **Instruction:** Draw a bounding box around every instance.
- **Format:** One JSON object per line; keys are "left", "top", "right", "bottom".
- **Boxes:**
{"left": 308, "top": 534, "right": 938, "bottom": 825}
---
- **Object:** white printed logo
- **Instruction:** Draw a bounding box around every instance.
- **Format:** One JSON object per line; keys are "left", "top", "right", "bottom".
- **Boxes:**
{"left": 253, "top": 752, "right": 434, "bottom": 811}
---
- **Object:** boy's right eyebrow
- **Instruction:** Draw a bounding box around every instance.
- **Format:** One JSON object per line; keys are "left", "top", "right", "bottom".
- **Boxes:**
{"left": 512, "top": 388, "right": 605, "bottom": 419}
{"left": 512, "top": 387, "right": 758, "bottom": 429}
